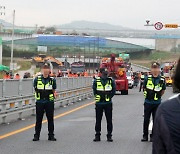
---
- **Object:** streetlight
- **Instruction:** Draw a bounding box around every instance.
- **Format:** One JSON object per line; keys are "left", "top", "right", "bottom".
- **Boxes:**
{"left": 0, "top": 5, "right": 5, "bottom": 65}
{"left": 10, "top": 10, "right": 15, "bottom": 71}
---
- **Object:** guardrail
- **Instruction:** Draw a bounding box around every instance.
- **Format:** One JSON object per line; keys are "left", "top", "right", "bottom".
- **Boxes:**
{"left": 0, "top": 77, "right": 93, "bottom": 124}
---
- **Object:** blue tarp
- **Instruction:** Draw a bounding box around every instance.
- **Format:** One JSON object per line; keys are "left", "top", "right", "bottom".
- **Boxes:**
{"left": 37, "top": 36, "right": 106, "bottom": 46}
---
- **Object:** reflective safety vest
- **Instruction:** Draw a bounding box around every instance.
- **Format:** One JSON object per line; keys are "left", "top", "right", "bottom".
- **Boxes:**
{"left": 95, "top": 77, "right": 113, "bottom": 103}
{"left": 35, "top": 76, "right": 54, "bottom": 101}
{"left": 144, "top": 75, "right": 165, "bottom": 101}
{"left": 141, "top": 75, "right": 145, "bottom": 80}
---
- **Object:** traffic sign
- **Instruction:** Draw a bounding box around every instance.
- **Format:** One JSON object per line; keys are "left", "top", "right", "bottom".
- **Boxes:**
{"left": 165, "top": 24, "right": 178, "bottom": 28}
{"left": 154, "top": 22, "right": 164, "bottom": 30}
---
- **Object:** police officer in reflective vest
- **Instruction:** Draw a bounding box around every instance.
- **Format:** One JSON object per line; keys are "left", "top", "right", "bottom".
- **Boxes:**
{"left": 33, "top": 63, "right": 57, "bottom": 141}
{"left": 141, "top": 62, "right": 166, "bottom": 142}
{"left": 93, "top": 68, "right": 116, "bottom": 142}
{"left": 139, "top": 72, "right": 145, "bottom": 92}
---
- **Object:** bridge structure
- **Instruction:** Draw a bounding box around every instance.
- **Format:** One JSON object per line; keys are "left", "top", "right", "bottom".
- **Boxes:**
{"left": 2, "top": 35, "right": 151, "bottom": 52}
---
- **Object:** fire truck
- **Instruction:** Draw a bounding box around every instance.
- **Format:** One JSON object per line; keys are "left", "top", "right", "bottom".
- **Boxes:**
{"left": 100, "top": 54, "right": 129, "bottom": 95}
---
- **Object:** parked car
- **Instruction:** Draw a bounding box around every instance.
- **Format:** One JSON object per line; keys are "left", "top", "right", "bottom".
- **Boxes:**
{"left": 126, "top": 71, "right": 134, "bottom": 89}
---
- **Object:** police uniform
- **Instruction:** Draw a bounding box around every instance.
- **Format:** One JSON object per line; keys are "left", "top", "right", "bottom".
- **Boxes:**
{"left": 141, "top": 68, "right": 166, "bottom": 142}
{"left": 93, "top": 76, "right": 116, "bottom": 142}
{"left": 139, "top": 74, "right": 145, "bottom": 92}
{"left": 33, "top": 72, "right": 57, "bottom": 141}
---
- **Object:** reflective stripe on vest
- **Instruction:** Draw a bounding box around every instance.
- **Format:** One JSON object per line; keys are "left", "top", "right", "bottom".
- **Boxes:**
{"left": 95, "top": 77, "right": 112, "bottom": 103}
{"left": 144, "top": 75, "right": 164, "bottom": 101}
{"left": 35, "top": 76, "right": 54, "bottom": 101}
{"left": 96, "top": 77, "right": 112, "bottom": 92}
{"left": 37, "top": 76, "right": 53, "bottom": 90}
{"left": 141, "top": 75, "right": 145, "bottom": 80}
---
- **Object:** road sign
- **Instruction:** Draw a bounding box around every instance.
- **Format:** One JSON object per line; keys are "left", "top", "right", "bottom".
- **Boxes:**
{"left": 154, "top": 22, "right": 164, "bottom": 30}
{"left": 119, "top": 53, "right": 129, "bottom": 60}
{"left": 165, "top": 24, "right": 178, "bottom": 28}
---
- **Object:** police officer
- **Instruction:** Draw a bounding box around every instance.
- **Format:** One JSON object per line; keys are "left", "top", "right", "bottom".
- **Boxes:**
{"left": 33, "top": 63, "right": 57, "bottom": 141}
{"left": 153, "top": 58, "right": 180, "bottom": 153}
{"left": 93, "top": 68, "right": 116, "bottom": 142}
{"left": 139, "top": 72, "right": 145, "bottom": 92}
{"left": 141, "top": 62, "right": 166, "bottom": 142}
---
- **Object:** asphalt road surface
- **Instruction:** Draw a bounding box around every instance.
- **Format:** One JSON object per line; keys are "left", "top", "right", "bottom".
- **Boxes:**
{"left": 131, "top": 64, "right": 149, "bottom": 72}
{"left": 0, "top": 87, "right": 174, "bottom": 154}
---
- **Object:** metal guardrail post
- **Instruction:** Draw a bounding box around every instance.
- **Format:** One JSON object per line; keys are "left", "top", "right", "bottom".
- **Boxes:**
{"left": 2, "top": 79, "right": 6, "bottom": 98}
{"left": 19, "top": 79, "right": 22, "bottom": 96}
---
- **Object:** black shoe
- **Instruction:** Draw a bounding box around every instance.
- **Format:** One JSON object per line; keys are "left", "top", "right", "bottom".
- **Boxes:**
{"left": 93, "top": 136, "right": 101, "bottom": 142}
{"left": 32, "top": 135, "right": 39, "bottom": 141}
{"left": 141, "top": 136, "right": 148, "bottom": 142}
{"left": 107, "top": 137, "right": 113, "bottom": 142}
{"left": 48, "top": 136, "right": 57, "bottom": 141}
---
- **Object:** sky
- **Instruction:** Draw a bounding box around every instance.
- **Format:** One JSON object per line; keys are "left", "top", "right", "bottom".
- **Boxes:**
{"left": 1, "top": 0, "right": 180, "bottom": 29}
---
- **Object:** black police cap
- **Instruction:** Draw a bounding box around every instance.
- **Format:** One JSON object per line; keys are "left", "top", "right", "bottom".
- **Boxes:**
{"left": 100, "top": 68, "right": 108, "bottom": 73}
{"left": 151, "top": 62, "right": 160, "bottom": 68}
{"left": 42, "top": 63, "right": 50, "bottom": 69}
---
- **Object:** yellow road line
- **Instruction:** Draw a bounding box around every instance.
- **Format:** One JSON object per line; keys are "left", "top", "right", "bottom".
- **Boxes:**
{"left": 0, "top": 101, "right": 95, "bottom": 140}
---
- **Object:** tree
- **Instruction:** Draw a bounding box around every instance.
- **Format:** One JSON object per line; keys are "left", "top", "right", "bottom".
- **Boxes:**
{"left": 45, "top": 27, "right": 56, "bottom": 34}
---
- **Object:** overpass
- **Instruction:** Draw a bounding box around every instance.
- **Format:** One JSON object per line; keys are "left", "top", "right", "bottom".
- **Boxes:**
{"left": 0, "top": 32, "right": 33, "bottom": 41}
{"left": 2, "top": 35, "right": 151, "bottom": 52}
{"left": 0, "top": 34, "right": 152, "bottom": 66}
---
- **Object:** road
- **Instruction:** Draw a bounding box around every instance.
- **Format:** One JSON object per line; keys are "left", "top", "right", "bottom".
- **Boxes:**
{"left": 17, "top": 65, "right": 36, "bottom": 78}
{"left": 0, "top": 87, "right": 174, "bottom": 154}
{"left": 131, "top": 64, "right": 150, "bottom": 72}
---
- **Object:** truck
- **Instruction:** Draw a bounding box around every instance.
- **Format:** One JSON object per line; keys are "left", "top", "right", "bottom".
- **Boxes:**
{"left": 71, "top": 61, "right": 85, "bottom": 73}
{"left": 100, "top": 54, "right": 129, "bottom": 95}
{"left": 161, "top": 62, "right": 174, "bottom": 86}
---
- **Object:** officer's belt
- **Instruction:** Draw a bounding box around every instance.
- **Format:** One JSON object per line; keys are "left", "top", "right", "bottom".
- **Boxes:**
{"left": 96, "top": 91, "right": 111, "bottom": 95}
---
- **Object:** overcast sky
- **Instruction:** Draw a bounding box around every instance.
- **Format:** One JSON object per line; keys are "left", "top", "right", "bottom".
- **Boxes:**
{"left": 1, "top": 0, "right": 180, "bottom": 29}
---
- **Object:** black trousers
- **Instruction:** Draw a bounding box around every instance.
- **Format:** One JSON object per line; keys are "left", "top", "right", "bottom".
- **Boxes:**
{"left": 95, "top": 103, "right": 113, "bottom": 137}
{"left": 143, "top": 103, "right": 159, "bottom": 136}
{"left": 35, "top": 102, "right": 54, "bottom": 137}
{"left": 139, "top": 81, "right": 144, "bottom": 92}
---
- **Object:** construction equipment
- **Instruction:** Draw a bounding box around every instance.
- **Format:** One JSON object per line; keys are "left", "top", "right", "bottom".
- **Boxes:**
{"left": 100, "top": 54, "right": 128, "bottom": 95}
{"left": 162, "top": 62, "right": 174, "bottom": 86}
{"left": 171, "top": 62, "right": 180, "bottom": 93}
{"left": 33, "top": 54, "right": 63, "bottom": 68}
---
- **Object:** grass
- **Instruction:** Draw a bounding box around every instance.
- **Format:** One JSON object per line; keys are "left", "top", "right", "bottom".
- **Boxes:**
{"left": 0, "top": 58, "right": 32, "bottom": 79}
{"left": 0, "top": 72, "right": 4, "bottom": 79}
{"left": 2, "top": 57, "right": 32, "bottom": 70}
{"left": 131, "top": 51, "right": 180, "bottom": 68}
{"left": 148, "top": 51, "right": 179, "bottom": 61}
{"left": 34, "top": 67, "right": 40, "bottom": 74}
{"left": 2, "top": 58, "right": 10, "bottom": 66}
{"left": 17, "top": 61, "right": 32, "bottom": 71}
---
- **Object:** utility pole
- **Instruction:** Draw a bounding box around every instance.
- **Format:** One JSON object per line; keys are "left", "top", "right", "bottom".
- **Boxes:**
{"left": 10, "top": 10, "right": 15, "bottom": 71}
{"left": 93, "top": 40, "right": 95, "bottom": 74}
{"left": 88, "top": 42, "right": 90, "bottom": 73}
{"left": 84, "top": 43, "right": 85, "bottom": 69}
{"left": 0, "top": 5, "right": 5, "bottom": 65}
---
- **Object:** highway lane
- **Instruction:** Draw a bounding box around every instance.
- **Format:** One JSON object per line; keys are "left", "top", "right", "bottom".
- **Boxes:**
{"left": 0, "top": 87, "right": 174, "bottom": 154}
{"left": 131, "top": 64, "right": 149, "bottom": 72}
